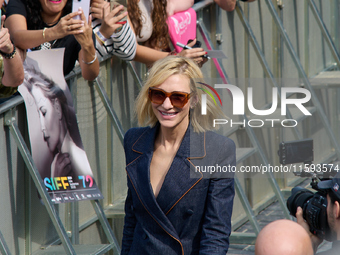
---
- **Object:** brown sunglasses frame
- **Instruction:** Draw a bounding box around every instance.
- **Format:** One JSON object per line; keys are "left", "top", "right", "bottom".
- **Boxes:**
{"left": 148, "top": 87, "right": 191, "bottom": 108}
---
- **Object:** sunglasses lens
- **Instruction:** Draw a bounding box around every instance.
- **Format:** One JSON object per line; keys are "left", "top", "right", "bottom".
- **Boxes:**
{"left": 149, "top": 88, "right": 190, "bottom": 108}
{"left": 170, "top": 94, "right": 187, "bottom": 108}
{"left": 150, "top": 89, "right": 166, "bottom": 104}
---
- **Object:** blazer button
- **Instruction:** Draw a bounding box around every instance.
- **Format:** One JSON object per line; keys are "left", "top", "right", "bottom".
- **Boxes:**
{"left": 142, "top": 233, "right": 147, "bottom": 240}
{"left": 131, "top": 205, "right": 134, "bottom": 211}
{"left": 187, "top": 209, "right": 194, "bottom": 215}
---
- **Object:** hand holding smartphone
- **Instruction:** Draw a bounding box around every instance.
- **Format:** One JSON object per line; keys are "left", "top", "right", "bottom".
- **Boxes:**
{"left": 110, "top": 0, "right": 127, "bottom": 30}
{"left": 72, "top": 0, "right": 91, "bottom": 21}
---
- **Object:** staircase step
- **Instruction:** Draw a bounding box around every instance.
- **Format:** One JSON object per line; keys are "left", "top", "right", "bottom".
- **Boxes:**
{"left": 105, "top": 199, "right": 125, "bottom": 218}
{"left": 309, "top": 70, "right": 340, "bottom": 88}
{"left": 230, "top": 232, "right": 257, "bottom": 245}
{"left": 33, "top": 244, "right": 113, "bottom": 255}
{"left": 236, "top": 148, "right": 257, "bottom": 164}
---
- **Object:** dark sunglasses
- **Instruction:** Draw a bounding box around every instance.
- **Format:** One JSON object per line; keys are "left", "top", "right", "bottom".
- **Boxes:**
{"left": 148, "top": 87, "right": 191, "bottom": 108}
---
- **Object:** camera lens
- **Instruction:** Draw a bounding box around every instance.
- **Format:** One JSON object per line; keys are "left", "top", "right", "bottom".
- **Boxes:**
{"left": 286, "top": 186, "right": 314, "bottom": 217}
{"left": 287, "top": 186, "right": 332, "bottom": 241}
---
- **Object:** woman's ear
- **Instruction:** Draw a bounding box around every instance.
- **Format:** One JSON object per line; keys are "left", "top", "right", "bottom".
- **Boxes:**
{"left": 53, "top": 98, "right": 63, "bottom": 120}
{"left": 190, "top": 94, "right": 198, "bottom": 109}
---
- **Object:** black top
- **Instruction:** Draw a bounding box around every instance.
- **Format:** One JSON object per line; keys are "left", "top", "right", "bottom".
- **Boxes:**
{"left": 6, "top": 0, "right": 95, "bottom": 76}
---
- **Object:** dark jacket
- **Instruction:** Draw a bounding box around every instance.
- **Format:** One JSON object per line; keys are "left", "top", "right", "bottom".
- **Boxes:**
{"left": 121, "top": 124, "right": 236, "bottom": 255}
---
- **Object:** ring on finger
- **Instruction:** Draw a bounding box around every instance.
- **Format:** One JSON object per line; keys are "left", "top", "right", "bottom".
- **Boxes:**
{"left": 68, "top": 25, "right": 71, "bottom": 31}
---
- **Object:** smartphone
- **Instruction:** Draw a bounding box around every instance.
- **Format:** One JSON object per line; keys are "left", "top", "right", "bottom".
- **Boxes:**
{"left": 110, "top": 0, "right": 127, "bottom": 9}
{"left": 110, "top": 0, "right": 127, "bottom": 27}
{"left": 110, "top": 0, "right": 127, "bottom": 32}
{"left": 72, "top": 0, "right": 90, "bottom": 22}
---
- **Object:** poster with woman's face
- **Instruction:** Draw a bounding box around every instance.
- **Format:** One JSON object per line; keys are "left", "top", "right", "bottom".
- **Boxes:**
{"left": 18, "top": 49, "right": 103, "bottom": 204}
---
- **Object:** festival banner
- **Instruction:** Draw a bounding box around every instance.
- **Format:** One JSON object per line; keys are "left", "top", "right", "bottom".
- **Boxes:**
{"left": 19, "top": 49, "right": 103, "bottom": 203}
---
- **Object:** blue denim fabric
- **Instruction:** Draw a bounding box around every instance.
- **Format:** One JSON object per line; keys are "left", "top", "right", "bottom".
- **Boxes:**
{"left": 122, "top": 124, "right": 236, "bottom": 255}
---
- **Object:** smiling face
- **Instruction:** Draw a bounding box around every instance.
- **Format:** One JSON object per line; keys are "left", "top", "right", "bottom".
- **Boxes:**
{"left": 151, "top": 74, "right": 191, "bottom": 132}
{"left": 39, "top": 0, "right": 68, "bottom": 18}
{"left": 31, "top": 86, "right": 62, "bottom": 154}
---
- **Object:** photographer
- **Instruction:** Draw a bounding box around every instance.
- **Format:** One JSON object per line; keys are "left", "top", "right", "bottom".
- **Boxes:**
{"left": 296, "top": 176, "right": 340, "bottom": 255}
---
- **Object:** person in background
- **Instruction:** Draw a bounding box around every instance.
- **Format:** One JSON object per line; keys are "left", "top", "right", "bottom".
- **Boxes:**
{"left": 128, "top": 0, "right": 207, "bottom": 67}
{"left": 5, "top": 0, "right": 99, "bottom": 81}
{"left": 0, "top": 0, "right": 24, "bottom": 102}
{"left": 297, "top": 175, "right": 340, "bottom": 255}
{"left": 90, "top": 0, "right": 137, "bottom": 60}
{"left": 166, "top": 0, "right": 194, "bottom": 16}
{"left": 255, "top": 219, "right": 314, "bottom": 255}
{"left": 122, "top": 56, "right": 235, "bottom": 254}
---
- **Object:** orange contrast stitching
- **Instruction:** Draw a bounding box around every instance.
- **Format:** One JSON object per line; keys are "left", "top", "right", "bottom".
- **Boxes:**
{"left": 165, "top": 172, "right": 202, "bottom": 215}
{"left": 126, "top": 155, "right": 142, "bottom": 167}
{"left": 131, "top": 129, "right": 150, "bottom": 154}
{"left": 166, "top": 133, "right": 206, "bottom": 215}
{"left": 126, "top": 171, "right": 184, "bottom": 255}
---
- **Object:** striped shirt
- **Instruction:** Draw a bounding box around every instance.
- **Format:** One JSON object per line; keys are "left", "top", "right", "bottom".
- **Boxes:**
{"left": 92, "top": 19, "right": 137, "bottom": 61}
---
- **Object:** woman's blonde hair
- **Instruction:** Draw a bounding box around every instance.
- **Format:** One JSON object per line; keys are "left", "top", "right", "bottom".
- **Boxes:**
{"left": 135, "top": 56, "right": 225, "bottom": 133}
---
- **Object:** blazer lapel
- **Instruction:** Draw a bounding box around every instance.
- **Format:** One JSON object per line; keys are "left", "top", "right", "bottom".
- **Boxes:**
{"left": 156, "top": 126, "right": 205, "bottom": 215}
{"left": 126, "top": 125, "right": 181, "bottom": 239}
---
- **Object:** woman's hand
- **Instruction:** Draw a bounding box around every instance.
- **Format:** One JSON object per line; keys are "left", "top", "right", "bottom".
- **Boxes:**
{"left": 178, "top": 39, "right": 208, "bottom": 67}
{"left": 296, "top": 207, "right": 323, "bottom": 252}
{"left": 46, "top": 10, "right": 85, "bottom": 40}
{"left": 99, "top": 2, "right": 128, "bottom": 39}
{"left": 0, "top": 14, "right": 24, "bottom": 87}
{"left": 54, "top": 153, "right": 72, "bottom": 177}
{"left": 74, "top": 8, "right": 99, "bottom": 81}
{"left": 91, "top": 0, "right": 106, "bottom": 20}
{"left": 73, "top": 8, "right": 94, "bottom": 50}
{"left": 0, "top": 19, "right": 15, "bottom": 55}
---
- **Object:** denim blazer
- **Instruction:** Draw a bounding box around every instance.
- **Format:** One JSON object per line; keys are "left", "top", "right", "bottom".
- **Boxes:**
{"left": 121, "top": 124, "right": 236, "bottom": 255}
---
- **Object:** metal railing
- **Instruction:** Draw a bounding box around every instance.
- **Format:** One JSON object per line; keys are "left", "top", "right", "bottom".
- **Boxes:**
{"left": 1, "top": 0, "right": 340, "bottom": 252}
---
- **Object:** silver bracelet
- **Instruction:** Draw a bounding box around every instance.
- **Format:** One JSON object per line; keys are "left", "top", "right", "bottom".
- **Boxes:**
{"left": 82, "top": 54, "right": 97, "bottom": 65}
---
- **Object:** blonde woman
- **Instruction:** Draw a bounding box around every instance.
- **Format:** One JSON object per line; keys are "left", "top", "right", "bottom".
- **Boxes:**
{"left": 122, "top": 56, "right": 235, "bottom": 254}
